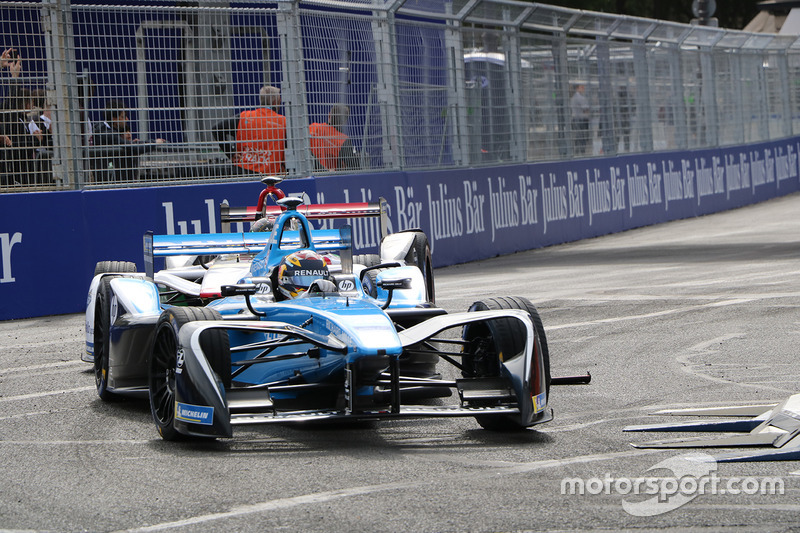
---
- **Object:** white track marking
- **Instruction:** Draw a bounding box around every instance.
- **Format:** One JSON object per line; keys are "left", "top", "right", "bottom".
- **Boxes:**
{"left": 547, "top": 298, "right": 754, "bottom": 331}
{"left": 0, "top": 439, "right": 147, "bottom": 445}
{"left": 677, "top": 334, "right": 795, "bottom": 394}
{"left": 117, "top": 481, "right": 420, "bottom": 533}
{"left": 0, "top": 361, "right": 85, "bottom": 375}
{"left": 115, "top": 449, "right": 665, "bottom": 532}
{"left": 0, "top": 386, "right": 94, "bottom": 403}
{"left": 0, "top": 410, "right": 65, "bottom": 422}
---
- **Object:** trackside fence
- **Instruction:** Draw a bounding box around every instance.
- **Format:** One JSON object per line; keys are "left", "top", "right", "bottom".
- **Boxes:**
{"left": 1, "top": 0, "right": 800, "bottom": 190}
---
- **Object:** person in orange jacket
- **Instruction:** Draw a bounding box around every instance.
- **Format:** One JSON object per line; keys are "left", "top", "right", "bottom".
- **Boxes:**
{"left": 308, "top": 104, "right": 359, "bottom": 171}
{"left": 213, "top": 85, "right": 286, "bottom": 176}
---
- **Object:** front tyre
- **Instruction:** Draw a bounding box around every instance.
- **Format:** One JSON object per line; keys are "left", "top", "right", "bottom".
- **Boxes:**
{"left": 463, "top": 296, "right": 551, "bottom": 431}
{"left": 148, "top": 307, "right": 230, "bottom": 441}
{"left": 403, "top": 231, "right": 435, "bottom": 304}
{"left": 93, "top": 276, "right": 117, "bottom": 401}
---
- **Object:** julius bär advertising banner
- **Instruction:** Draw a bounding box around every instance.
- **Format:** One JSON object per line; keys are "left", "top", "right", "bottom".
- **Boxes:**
{"left": 1, "top": 140, "right": 798, "bottom": 320}
{"left": 314, "top": 139, "right": 800, "bottom": 267}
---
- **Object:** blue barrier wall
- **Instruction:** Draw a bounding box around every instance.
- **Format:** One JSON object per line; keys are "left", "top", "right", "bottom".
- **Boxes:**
{"left": 2, "top": 139, "right": 799, "bottom": 320}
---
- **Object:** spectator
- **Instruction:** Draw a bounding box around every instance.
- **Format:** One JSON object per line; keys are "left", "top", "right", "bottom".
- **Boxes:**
{"left": 1, "top": 48, "right": 45, "bottom": 185}
{"left": 616, "top": 86, "right": 633, "bottom": 152}
{"left": 91, "top": 100, "right": 165, "bottom": 182}
{"left": 570, "top": 82, "right": 590, "bottom": 156}
{"left": 309, "top": 104, "right": 359, "bottom": 171}
{"left": 25, "top": 88, "right": 53, "bottom": 183}
{"left": 212, "top": 85, "right": 286, "bottom": 177}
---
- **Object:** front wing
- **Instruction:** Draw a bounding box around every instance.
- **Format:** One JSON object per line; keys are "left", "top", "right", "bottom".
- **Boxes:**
{"left": 171, "top": 310, "right": 550, "bottom": 438}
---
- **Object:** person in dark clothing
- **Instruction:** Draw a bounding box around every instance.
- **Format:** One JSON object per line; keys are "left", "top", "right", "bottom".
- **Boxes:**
{"left": 616, "top": 86, "right": 633, "bottom": 152}
{"left": 570, "top": 82, "right": 590, "bottom": 156}
{"left": 308, "top": 104, "right": 359, "bottom": 172}
{"left": 1, "top": 48, "right": 44, "bottom": 186}
{"left": 25, "top": 88, "right": 53, "bottom": 183}
{"left": 90, "top": 100, "right": 165, "bottom": 183}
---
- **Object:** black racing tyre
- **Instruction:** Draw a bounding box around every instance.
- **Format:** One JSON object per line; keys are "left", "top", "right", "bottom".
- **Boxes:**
{"left": 353, "top": 253, "right": 381, "bottom": 268}
{"left": 402, "top": 231, "right": 435, "bottom": 304}
{"left": 93, "top": 276, "right": 117, "bottom": 401}
{"left": 94, "top": 260, "right": 137, "bottom": 277}
{"left": 354, "top": 254, "right": 383, "bottom": 298}
{"left": 148, "top": 307, "right": 230, "bottom": 441}
{"left": 462, "top": 296, "right": 551, "bottom": 431}
{"left": 361, "top": 268, "right": 382, "bottom": 298}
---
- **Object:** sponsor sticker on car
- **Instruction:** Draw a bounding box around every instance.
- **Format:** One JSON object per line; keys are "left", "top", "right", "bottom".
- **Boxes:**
{"left": 175, "top": 402, "right": 214, "bottom": 425}
{"left": 533, "top": 391, "right": 547, "bottom": 413}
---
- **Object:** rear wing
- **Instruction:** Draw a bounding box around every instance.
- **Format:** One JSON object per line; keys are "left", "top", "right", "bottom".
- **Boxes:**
{"left": 220, "top": 198, "right": 390, "bottom": 241}
{"left": 143, "top": 226, "right": 353, "bottom": 279}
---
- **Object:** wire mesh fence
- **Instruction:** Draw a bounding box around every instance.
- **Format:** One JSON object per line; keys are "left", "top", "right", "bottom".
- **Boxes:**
{"left": 2, "top": 0, "right": 800, "bottom": 192}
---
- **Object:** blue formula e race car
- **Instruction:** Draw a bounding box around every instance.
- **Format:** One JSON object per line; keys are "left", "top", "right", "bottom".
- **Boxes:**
{"left": 85, "top": 194, "right": 552, "bottom": 440}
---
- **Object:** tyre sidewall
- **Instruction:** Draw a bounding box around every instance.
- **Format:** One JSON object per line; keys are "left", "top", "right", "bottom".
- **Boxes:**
{"left": 94, "top": 276, "right": 117, "bottom": 400}
{"left": 403, "top": 232, "right": 435, "bottom": 304}
{"left": 148, "top": 307, "right": 229, "bottom": 440}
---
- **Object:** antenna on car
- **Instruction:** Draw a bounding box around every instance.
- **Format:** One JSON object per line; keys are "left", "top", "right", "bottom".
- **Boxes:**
{"left": 277, "top": 196, "right": 304, "bottom": 211}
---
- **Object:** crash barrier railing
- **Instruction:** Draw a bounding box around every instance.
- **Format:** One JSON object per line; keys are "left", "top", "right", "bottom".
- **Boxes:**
{"left": 83, "top": 144, "right": 235, "bottom": 187}
{"left": 2, "top": 0, "right": 799, "bottom": 192}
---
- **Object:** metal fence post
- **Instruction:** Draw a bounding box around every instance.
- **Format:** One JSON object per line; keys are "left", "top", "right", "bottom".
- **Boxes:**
{"left": 730, "top": 50, "right": 746, "bottom": 145}
{"left": 277, "top": 0, "right": 311, "bottom": 177}
{"left": 778, "top": 49, "right": 793, "bottom": 139}
{"left": 371, "top": 0, "right": 401, "bottom": 169}
{"left": 757, "top": 51, "right": 770, "bottom": 141}
{"left": 502, "top": 8, "right": 525, "bottom": 162}
{"left": 700, "top": 49, "right": 718, "bottom": 146}
{"left": 41, "top": 0, "right": 83, "bottom": 188}
{"left": 552, "top": 34, "right": 571, "bottom": 158}
{"left": 632, "top": 40, "right": 653, "bottom": 152}
{"left": 445, "top": 3, "right": 468, "bottom": 167}
{"left": 595, "top": 36, "right": 615, "bottom": 156}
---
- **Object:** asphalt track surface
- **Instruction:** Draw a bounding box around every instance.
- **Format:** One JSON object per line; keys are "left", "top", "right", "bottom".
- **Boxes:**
{"left": 3, "top": 192, "right": 800, "bottom": 532}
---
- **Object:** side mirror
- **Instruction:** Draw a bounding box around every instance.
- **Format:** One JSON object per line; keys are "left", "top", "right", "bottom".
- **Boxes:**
{"left": 220, "top": 281, "right": 270, "bottom": 317}
{"left": 220, "top": 283, "right": 256, "bottom": 297}
{"left": 376, "top": 276, "right": 412, "bottom": 309}
{"left": 377, "top": 277, "right": 412, "bottom": 291}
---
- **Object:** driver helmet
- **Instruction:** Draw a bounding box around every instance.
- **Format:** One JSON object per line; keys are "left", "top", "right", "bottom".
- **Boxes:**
{"left": 276, "top": 250, "right": 329, "bottom": 299}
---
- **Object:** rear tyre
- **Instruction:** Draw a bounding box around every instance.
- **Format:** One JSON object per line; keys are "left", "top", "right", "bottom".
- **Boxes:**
{"left": 462, "top": 296, "right": 551, "bottom": 431}
{"left": 352, "top": 253, "right": 381, "bottom": 268}
{"left": 148, "top": 307, "right": 230, "bottom": 440}
{"left": 94, "top": 261, "right": 137, "bottom": 277}
{"left": 402, "top": 231, "right": 435, "bottom": 304}
{"left": 361, "top": 268, "right": 382, "bottom": 298}
{"left": 93, "top": 276, "right": 117, "bottom": 401}
{"left": 355, "top": 254, "right": 383, "bottom": 298}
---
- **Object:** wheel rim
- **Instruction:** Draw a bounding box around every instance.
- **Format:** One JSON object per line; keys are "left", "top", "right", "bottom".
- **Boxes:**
{"left": 150, "top": 326, "right": 177, "bottom": 427}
